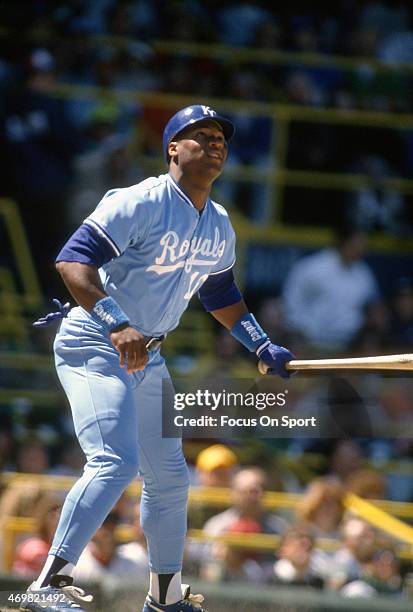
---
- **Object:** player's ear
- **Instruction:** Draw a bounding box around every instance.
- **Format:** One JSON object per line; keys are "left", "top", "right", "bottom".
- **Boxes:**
{"left": 168, "top": 140, "right": 178, "bottom": 160}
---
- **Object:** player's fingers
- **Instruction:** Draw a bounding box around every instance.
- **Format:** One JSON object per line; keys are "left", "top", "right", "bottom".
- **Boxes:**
{"left": 136, "top": 351, "right": 148, "bottom": 371}
{"left": 132, "top": 343, "right": 148, "bottom": 372}
{"left": 118, "top": 347, "right": 126, "bottom": 368}
{"left": 126, "top": 345, "right": 138, "bottom": 373}
{"left": 126, "top": 341, "right": 148, "bottom": 373}
{"left": 125, "top": 341, "right": 147, "bottom": 372}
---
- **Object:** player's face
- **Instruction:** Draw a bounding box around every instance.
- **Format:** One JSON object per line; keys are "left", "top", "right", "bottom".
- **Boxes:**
{"left": 169, "top": 121, "right": 228, "bottom": 178}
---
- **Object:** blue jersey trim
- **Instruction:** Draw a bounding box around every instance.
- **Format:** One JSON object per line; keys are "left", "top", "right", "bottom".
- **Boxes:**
{"left": 198, "top": 268, "right": 242, "bottom": 312}
{"left": 208, "top": 259, "right": 236, "bottom": 275}
{"left": 83, "top": 218, "right": 121, "bottom": 257}
{"left": 55, "top": 223, "right": 118, "bottom": 267}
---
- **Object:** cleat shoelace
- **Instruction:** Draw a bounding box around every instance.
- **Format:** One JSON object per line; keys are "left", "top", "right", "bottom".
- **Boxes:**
{"left": 61, "top": 585, "right": 93, "bottom": 606}
{"left": 44, "top": 585, "right": 93, "bottom": 608}
{"left": 183, "top": 591, "right": 205, "bottom": 610}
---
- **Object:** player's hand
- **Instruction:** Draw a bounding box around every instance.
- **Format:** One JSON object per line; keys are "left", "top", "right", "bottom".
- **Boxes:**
{"left": 110, "top": 326, "right": 148, "bottom": 374}
{"left": 257, "top": 342, "right": 296, "bottom": 379}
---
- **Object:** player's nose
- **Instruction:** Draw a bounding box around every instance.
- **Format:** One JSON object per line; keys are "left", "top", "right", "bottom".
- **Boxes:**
{"left": 210, "top": 137, "right": 225, "bottom": 148}
{"left": 208, "top": 137, "right": 226, "bottom": 155}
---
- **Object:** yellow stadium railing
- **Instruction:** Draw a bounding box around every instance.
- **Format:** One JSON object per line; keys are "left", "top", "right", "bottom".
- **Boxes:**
{"left": 4, "top": 473, "right": 413, "bottom": 518}
{"left": 3, "top": 512, "right": 413, "bottom": 573}
{"left": 44, "top": 83, "right": 413, "bottom": 233}
{"left": 0, "top": 268, "right": 28, "bottom": 344}
{"left": 345, "top": 492, "right": 413, "bottom": 546}
{"left": 0, "top": 199, "right": 42, "bottom": 310}
{"left": 1, "top": 28, "right": 413, "bottom": 229}
{"left": 152, "top": 39, "right": 413, "bottom": 76}
{"left": 3, "top": 24, "right": 413, "bottom": 75}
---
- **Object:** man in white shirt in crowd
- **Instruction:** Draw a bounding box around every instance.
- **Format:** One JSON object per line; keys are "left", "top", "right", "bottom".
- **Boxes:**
{"left": 282, "top": 227, "right": 385, "bottom": 352}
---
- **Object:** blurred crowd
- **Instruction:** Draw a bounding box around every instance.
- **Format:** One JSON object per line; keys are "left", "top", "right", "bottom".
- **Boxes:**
{"left": 1, "top": 1, "right": 413, "bottom": 292}
{"left": 1, "top": 440, "right": 413, "bottom": 600}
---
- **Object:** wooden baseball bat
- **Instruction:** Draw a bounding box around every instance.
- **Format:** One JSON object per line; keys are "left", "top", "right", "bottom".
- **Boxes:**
{"left": 258, "top": 353, "right": 413, "bottom": 374}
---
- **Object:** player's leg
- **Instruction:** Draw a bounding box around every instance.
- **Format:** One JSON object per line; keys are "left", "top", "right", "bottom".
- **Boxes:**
{"left": 134, "top": 351, "right": 193, "bottom": 608}
{"left": 32, "top": 316, "right": 140, "bottom": 589}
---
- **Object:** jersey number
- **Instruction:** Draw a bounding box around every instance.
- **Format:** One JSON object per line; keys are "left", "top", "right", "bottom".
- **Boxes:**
{"left": 184, "top": 272, "right": 209, "bottom": 300}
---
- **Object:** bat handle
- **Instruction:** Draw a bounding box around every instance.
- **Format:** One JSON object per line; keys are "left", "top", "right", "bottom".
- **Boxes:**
{"left": 258, "top": 360, "right": 268, "bottom": 375}
{"left": 258, "top": 359, "right": 295, "bottom": 374}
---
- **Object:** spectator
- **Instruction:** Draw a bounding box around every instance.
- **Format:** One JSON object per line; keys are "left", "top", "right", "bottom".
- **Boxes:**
{"left": 117, "top": 505, "right": 148, "bottom": 572}
{"left": 203, "top": 467, "right": 288, "bottom": 537}
{"left": 0, "top": 481, "right": 46, "bottom": 573}
{"left": 0, "top": 426, "right": 13, "bottom": 472}
{"left": 50, "top": 439, "right": 85, "bottom": 477}
{"left": 0, "top": 48, "right": 80, "bottom": 290}
{"left": 73, "top": 511, "right": 146, "bottom": 585}
{"left": 216, "top": 2, "right": 273, "bottom": 46}
{"left": 14, "top": 439, "right": 50, "bottom": 475}
{"left": 188, "top": 444, "right": 239, "bottom": 531}
{"left": 12, "top": 493, "right": 63, "bottom": 577}
{"left": 327, "top": 517, "right": 377, "bottom": 590}
{"left": 360, "top": 2, "right": 409, "bottom": 39}
{"left": 346, "top": 155, "right": 408, "bottom": 236}
{"left": 271, "top": 526, "right": 324, "bottom": 589}
{"left": 328, "top": 440, "right": 364, "bottom": 483}
{"left": 67, "top": 105, "right": 141, "bottom": 227}
{"left": 195, "top": 444, "right": 239, "bottom": 488}
{"left": 201, "top": 517, "right": 270, "bottom": 584}
{"left": 197, "top": 467, "right": 289, "bottom": 582}
{"left": 386, "top": 278, "right": 413, "bottom": 351}
{"left": 346, "top": 468, "right": 387, "bottom": 500}
{"left": 295, "top": 478, "right": 345, "bottom": 538}
{"left": 341, "top": 545, "right": 403, "bottom": 598}
{"left": 282, "top": 227, "right": 383, "bottom": 352}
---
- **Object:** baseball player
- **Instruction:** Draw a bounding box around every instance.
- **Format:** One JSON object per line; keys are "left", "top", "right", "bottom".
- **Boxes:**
{"left": 24, "top": 104, "right": 295, "bottom": 612}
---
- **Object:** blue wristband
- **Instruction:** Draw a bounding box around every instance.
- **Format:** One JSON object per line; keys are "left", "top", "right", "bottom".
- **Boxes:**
{"left": 230, "top": 313, "right": 268, "bottom": 352}
{"left": 91, "top": 296, "right": 130, "bottom": 333}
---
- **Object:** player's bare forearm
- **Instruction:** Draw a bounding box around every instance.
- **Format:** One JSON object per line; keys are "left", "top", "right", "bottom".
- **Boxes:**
{"left": 55, "top": 261, "right": 107, "bottom": 311}
{"left": 209, "top": 299, "right": 248, "bottom": 329}
{"left": 56, "top": 261, "right": 147, "bottom": 372}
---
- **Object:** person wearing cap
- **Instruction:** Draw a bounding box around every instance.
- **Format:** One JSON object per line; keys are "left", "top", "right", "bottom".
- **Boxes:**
{"left": 196, "top": 444, "right": 238, "bottom": 488}
{"left": 28, "top": 104, "right": 295, "bottom": 612}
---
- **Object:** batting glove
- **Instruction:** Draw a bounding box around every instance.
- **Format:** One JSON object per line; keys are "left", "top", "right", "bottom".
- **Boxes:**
{"left": 257, "top": 341, "right": 295, "bottom": 378}
{"left": 33, "top": 299, "right": 71, "bottom": 327}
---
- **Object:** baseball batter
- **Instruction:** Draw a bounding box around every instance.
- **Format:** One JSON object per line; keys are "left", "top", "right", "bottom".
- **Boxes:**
{"left": 24, "top": 105, "right": 294, "bottom": 612}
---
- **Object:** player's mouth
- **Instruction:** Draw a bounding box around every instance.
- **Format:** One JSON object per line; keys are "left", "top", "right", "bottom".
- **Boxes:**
{"left": 207, "top": 152, "right": 224, "bottom": 160}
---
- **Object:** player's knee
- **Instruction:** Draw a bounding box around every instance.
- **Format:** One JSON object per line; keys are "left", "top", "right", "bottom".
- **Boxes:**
{"left": 90, "top": 453, "right": 139, "bottom": 482}
{"left": 119, "top": 455, "right": 140, "bottom": 481}
{"left": 164, "top": 461, "right": 190, "bottom": 500}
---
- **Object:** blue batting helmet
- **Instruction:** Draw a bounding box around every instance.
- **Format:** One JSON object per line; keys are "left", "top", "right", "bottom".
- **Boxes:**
{"left": 163, "top": 104, "right": 235, "bottom": 162}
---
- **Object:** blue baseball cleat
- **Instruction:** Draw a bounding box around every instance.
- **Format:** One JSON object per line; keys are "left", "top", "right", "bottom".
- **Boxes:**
{"left": 142, "top": 585, "right": 206, "bottom": 611}
{"left": 20, "top": 575, "right": 93, "bottom": 611}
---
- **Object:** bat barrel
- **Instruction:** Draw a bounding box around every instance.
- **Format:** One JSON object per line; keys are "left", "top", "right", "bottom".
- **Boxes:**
{"left": 258, "top": 354, "right": 413, "bottom": 375}
{"left": 285, "top": 354, "right": 413, "bottom": 371}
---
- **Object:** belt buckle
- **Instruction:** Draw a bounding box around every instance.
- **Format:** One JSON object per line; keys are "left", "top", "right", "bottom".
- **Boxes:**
{"left": 146, "top": 336, "right": 164, "bottom": 351}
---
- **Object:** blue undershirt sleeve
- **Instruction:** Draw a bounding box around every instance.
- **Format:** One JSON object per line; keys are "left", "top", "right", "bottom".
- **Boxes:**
{"left": 55, "top": 223, "right": 118, "bottom": 267}
{"left": 198, "top": 268, "right": 242, "bottom": 312}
